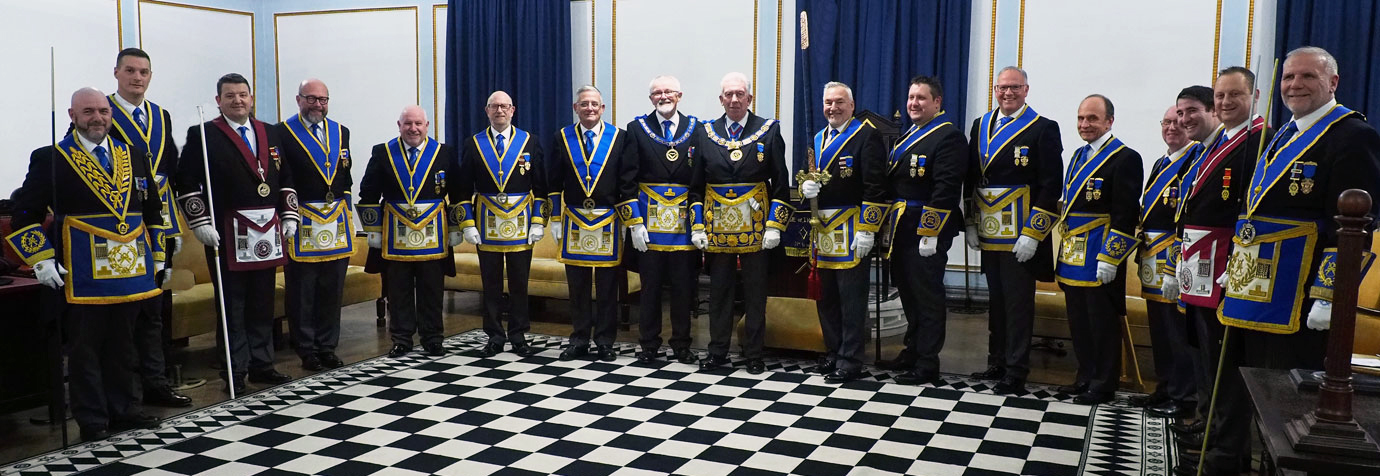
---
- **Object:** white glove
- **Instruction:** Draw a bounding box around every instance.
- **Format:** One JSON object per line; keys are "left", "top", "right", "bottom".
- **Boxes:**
{"left": 448, "top": 231, "right": 463, "bottom": 247}
{"left": 1161, "top": 274, "right": 1181, "bottom": 302}
{"left": 630, "top": 224, "right": 650, "bottom": 252}
{"left": 191, "top": 224, "right": 220, "bottom": 248}
{"left": 965, "top": 225, "right": 981, "bottom": 250}
{"left": 1216, "top": 271, "right": 1228, "bottom": 287}
{"left": 367, "top": 232, "right": 382, "bottom": 249}
{"left": 851, "top": 231, "right": 875, "bottom": 257}
{"left": 34, "top": 258, "right": 67, "bottom": 289}
{"left": 1306, "top": 300, "right": 1332, "bottom": 331}
{"left": 762, "top": 229, "right": 781, "bottom": 249}
{"left": 527, "top": 224, "right": 544, "bottom": 245}
{"left": 170, "top": 236, "right": 183, "bottom": 256}
{"left": 800, "top": 180, "right": 821, "bottom": 199}
{"left": 552, "top": 224, "right": 563, "bottom": 241}
{"left": 1013, "top": 235, "right": 1039, "bottom": 262}
{"left": 281, "top": 218, "right": 298, "bottom": 240}
{"left": 463, "top": 226, "right": 481, "bottom": 245}
{"left": 1096, "top": 261, "right": 1117, "bottom": 284}
{"left": 154, "top": 261, "right": 172, "bottom": 283}
{"left": 691, "top": 230, "right": 708, "bottom": 250}
{"left": 918, "top": 236, "right": 938, "bottom": 257}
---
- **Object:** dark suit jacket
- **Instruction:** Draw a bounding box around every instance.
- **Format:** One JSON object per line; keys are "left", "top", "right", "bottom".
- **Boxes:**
{"left": 886, "top": 120, "right": 968, "bottom": 242}
{"left": 176, "top": 117, "right": 297, "bottom": 259}
{"left": 358, "top": 139, "right": 462, "bottom": 274}
{"left": 966, "top": 109, "right": 1063, "bottom": 281}
{"left": 458, "top": 126, "right": 546, "bottom": 204}
{"left": 1062, "top": 138, "right": 1144, "bottom": 257}
{"left": 545, "top": 123, "right": 639, "bottom": 212}
{"left": 273, "top": 119, "right": 353, "bottom": 202}
{"left": 628, "top": 111, "right": 697, "bottom": 186}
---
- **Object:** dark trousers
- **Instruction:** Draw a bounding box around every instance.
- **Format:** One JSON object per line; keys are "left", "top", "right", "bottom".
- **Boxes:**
{"left": 565, "top": 265, "right": 619, "bottom": 347}
{"left": 385, "top": 259, "right": 446, "bottom": 348}
{"left": 66, "top": 301, "right": 143, "bottom": 430}
{"left": 479, "top": 249, "right": 532, "bottom": 346}
{"left": 818, "top": 262, "right": 871, "bottom": 372}
{"left": 1061, "top": 282, "right": 1123, "bottom": 394}
{"left": 1146, "top": 299, "right": 1196, "bottom": 402}
{"left": 892, "top": 236, "right": 953, "bottom": 373}
{"left": 1190, "top": 304, "right": 1221, "bottom": 419}
{"left": 637, "top": 249, "right": 697, "bottom": 353}
{"left": 206, "top": 250, "right": 277, "bottom": 380}
{"left": 135, "top": 294, "right": 168, "bottom": 389}
{"left": 982, "top": 250, "right": 1036, "bottom": 379}
{"left": 285, "top": 257, "right": 349, "bottom": 358}
{"left": 707, "top": 251, "right": 767, "bottom": 359}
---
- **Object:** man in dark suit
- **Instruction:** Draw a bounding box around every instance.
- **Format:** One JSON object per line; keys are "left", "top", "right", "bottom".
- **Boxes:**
{"left": 358, "top": 105, "right": 462, "bottom": 359}
{"left": 800, "top": 81, "right": 887, "bottom": 383}
{"left": 1130, "top": 105, "right": 1201, "bottom": 418}
{"left": 457, "top": 90, "right": 546, "bottom": 358}
{"left": 1161, "top": 72, "right": 1270, "bottom": 467}
{"left": 964, "top": 66, "right": 1063, "bottom": 394}
{"left": 1203, "top": 48, "right": 1380, "bottom": 476}
{"left": 6, "top": 87, "right": 164, "bottom": 441}
{"left": 275, "top": 78, "right": 353, "bottom": 372}
{"left": 689, "top": 72, "right": 791, "bottom": 375}
{"left": 547, "top": 86, "right": 639, "bottom": 362}
{"left": 878, "top": 76, "right": 968, "bottom": 384}
{"left": 1054, "top": 94, "right": 1143, "bottom": 405}
{"left": 105, "top": 47, "right": 192, "bottom": 408}
{"left": 626, "top": 75, "right": 700, "bottom": 365}
{"left": 176, "top": 73, "right": 297, "bottom": 395}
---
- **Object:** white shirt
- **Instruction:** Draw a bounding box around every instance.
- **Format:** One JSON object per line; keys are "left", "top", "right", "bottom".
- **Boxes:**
{"left": 75, "top": 132, "right": 104, "bottom": 156}
{"left": 1166, "top": 142, "right": 1194, "bottom": 162}
{"left": 655, "top": 111, "right": 680, "bottom": 136}
{"left": 1290, "top": 98, "right": 1338, "bottom": 133}
{"left": 579, "top": 122, "right": 604, "bottom": 141}
{"left": 1084, "top": 130, "right": 1113, "bottom": 155}
{"left": 225, "top": 115, "right": 256, "bottom": 152}
{"left": 112, "top": 93, "right": 143, "bottom": 124}
{"left": 1218, "top": 117, "right": 1252, "bottom": 144}
{"left": 725, "top": 116, "right": 748, "bottom": 137}
{"left": 490, "top": 125, "right": 511, "bottom": 146}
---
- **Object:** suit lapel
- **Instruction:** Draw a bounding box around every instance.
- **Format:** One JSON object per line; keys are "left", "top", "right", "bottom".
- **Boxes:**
{"left": 212, "top": 117, "right": 262, "bottom": 180}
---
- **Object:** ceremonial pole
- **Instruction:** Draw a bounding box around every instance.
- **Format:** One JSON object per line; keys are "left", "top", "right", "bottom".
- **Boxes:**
{"left": 196, "top": 106, "right": 238, "bottom": 399}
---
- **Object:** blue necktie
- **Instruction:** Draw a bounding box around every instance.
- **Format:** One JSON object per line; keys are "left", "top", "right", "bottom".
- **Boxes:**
{"left": 238, "top": 126, "right": 255, "bottom": 156}
{"left": 133, "top": 108, "right": 147, "bottom": 132}
{"left": 997, "top": 116, "right": 1013, "bottom": 129}
{"left": 584, "top": 130, "right": 596, "bottom": 156}
{"left": 496, "top": 133, "right": 506, "bottom": 156}
{"left": 1270, "top": 122, "right": 1299, "bottom": 158}
{"left": 1073, "top": 145, "right": 1091, "bottom": 171}
{"left": 311, "top": 124, "right": 322, "bottom": 142}
{"left": 663, "top": 120, "right": 675, "bottom": 142}
{"left": 408, "top": 147, "right": 419, "bottom": 168}
{"left": 828, "top": 128, "right": 839, "bottom": 145}
{"left": 93, "top": 145, "right": 112, "bottom": 174}
{"left": 728, "top": 122, "right": 743, "bottom": 140}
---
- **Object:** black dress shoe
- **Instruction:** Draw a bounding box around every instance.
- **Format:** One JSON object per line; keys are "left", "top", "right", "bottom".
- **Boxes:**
{"left": 1147, "top": 400, "right": 1194, "bottom": 419}
{"left": 560, "top": 345, "right": 589, "bottom": 361}
{"left": 318, "top": 353, "right": 345, "bottom": 369}
{"left": 512, "top": 344, "right": 539, "bottom": 357}
{"left": 824, "top": 368, "right": 860, "bottom": 384}
{"left": 746, "top": 359, "right": 765, "bottom": 375}
{"left": 424, "top": 343, "right": 446, "bottom": 356}
{"left": 1056, "top": 382, "right": 1090, "bottom": 395}
{"left": 673, "top": 348, "right": 698, "bottom": 364}
{"left": 816, "top": 356, "right": 838, "bottom": 374}
{"left": 80, "top": 426, "right": 110, "bottom": 442}
{"left": 387, "top": 344, "right": 411, "bottom": 358}
{"left": 875, "top": 351, "right": 918, "bottom": 371}
{"left": 971, "top": 365, "right": 1006, "bottom": 380}
{"left": 596, "top": 345, "right": 617, "bottom": 362}
{"left": 223, "top": 378, "right": 247, "bottom": 395}
{"left": 478, "top": 342, "right": 503, "bottom": 357}
{"left": 248, "top": 369, "right": 292, "bottom": 385}
{"left": 636, "top": 350, "right": 659, "bottom": 364}
{"left": 300, "top": 353, "right": 324, "bottom": 371}
{"left": 993, "top": 377, "right": 1026, "bottom": 395}
{"left": 1171, "top": 419, "right": 1206, "bottom": 436}
{"left": 144, "top": 385, "right": 193, "bottom": 408}
{"left": 699, "top": 354, "right": 730, "bottom": 371}
{"left": 1175, "top": 430, "right": 1204, "bottom": 449}
{"left": 894, "top": 370, "right": 941, "bottom": 386}
{"left": 1072, "top": 391, "right": 1115, "bottom": 405}
{"left": 1128, "top": 391, "right": 1169, "bottom": 408}
{"left": 111, "top": 413, "right": 160, "bottom": 431}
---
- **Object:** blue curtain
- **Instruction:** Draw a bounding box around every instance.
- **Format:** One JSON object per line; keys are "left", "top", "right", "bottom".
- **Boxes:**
{"left": 445, "top": 0, "right": 572, "bottom": 149}
{"left": 793, "top": 0, "right": 970, "bottom": 169}
{"left": 1273, "top": 0, "right": 1380, "bottom": 122}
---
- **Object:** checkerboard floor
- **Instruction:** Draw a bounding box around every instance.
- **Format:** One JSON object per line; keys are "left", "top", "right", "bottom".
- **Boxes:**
{"left": 2, "top": 330, "right": 1172, "bottom": 476}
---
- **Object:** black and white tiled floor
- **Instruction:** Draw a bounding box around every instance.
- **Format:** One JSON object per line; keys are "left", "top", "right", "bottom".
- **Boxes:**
{"left": 2, "top": 331, "right": 1172, "bottom": 476}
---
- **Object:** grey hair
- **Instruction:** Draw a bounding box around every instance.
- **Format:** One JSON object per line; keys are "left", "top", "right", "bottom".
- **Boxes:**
{"left": 997, "top": 66, "right": 1029, "bottom": 82}
{"left": 1286, "top": 46, "right": 1339, "bottom": 76}
{"left": 648, "top": 75, "right": 681, "bottom": 94}
{"left": 574, "top": 85, "right": 602, "bottom": 102}
{"left": 823, "top": 81, "right": 854, "bottom": 102}
{"left": 719, "top": 72, "right": 752, "bottom": 95}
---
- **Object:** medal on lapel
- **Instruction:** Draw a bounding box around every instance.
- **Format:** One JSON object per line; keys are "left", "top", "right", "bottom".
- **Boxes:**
{"left": 1092, "top": 178, "right": 1103, "bottom": 200}
{"left": 435, "top": 170, "right": 446, "bottom": 195}
{"left": 916, "top": 155, "right": 927, "bottom": 177}
{"left": 1015, "top": 146, "right": 1029, "bottom": 166}
{"left": 270, "top": 146, "right": 281, "bottom": 170}
{"left": 756, "top": 143, "right": 765, "bottom": 162}
{"left": 519, "top": 154, "right": 530, "bottom": 175}
{"left": 257, "top": 182, "right": 271, "bottom": 197}
{"left": 1085, "top": 181, "right": 1094, "bottom": 201}
{"left": 1289, "top": 165, "right": 1302, "bottom": 196}
{"left": 666, "top": 148, "right": 679, "bottom": 161}
{"left": 1221, "top": 168, "right": 1232, "bottom": 200}
{"left": 839, "top": 155, "right": 854, "bottom": 178}
{"left": 1300, "top": 162, "right": 1316, "bottom": 194}
{"left": 688, "top": 146, "right": 694, "bottom": 167}
{"left": 340, "top": 149, "right": 350, "bottom": 168}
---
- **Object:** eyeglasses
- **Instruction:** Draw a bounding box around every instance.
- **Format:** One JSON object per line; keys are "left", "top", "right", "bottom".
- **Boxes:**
{"left": 1160, "top": 120, "right": 1178, "bottom": 126}
{"left": 576, "top": 101, "right": 602, "bottom": 108}
{"left": 994, "top": 85, "right": 1026, "bottom": 93}
{"left": 486, "top": 104, "right": 513, "bottom": 111}
{"left": 650, "top": 89, "right": 680, "bottom": 98}
{"left": 299, "top": 95, "right": 329, "bottom": 105}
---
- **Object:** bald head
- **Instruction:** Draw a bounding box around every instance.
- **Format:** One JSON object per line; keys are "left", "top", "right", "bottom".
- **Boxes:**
{"left": 69, "top": 87, "right": 112, "bottom": 143}
{"left": 486, "top": 91, "right": 515, "bottom": 130}
{"left": 397, "top": 105, "right": 430, "bottom": 148}
{"left": 295, "top": 78, "right": 330, "bottom": 124}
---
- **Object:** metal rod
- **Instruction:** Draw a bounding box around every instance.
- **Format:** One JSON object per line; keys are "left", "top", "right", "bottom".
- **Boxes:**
{"left": 196, "top": 106, "right": 237, "bottom": 400}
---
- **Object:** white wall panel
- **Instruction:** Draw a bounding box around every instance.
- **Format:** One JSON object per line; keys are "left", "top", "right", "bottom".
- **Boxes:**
{"left": 433, "top": 4, "right": 447, "bottom": 137}
{"left": 139, "top": 1, "right": 254, "bottom": 149}
{"left": 570, "top": 0, "right": 593, "bottom": 94}
{"left": 0, "top": 0, "right": 120, "bottom": 197}
{"left": 275, "top": 7, "right": 419, "bottom": 191}
{"left": 1021, "top": 0, "right": 1217, "bottom": 171}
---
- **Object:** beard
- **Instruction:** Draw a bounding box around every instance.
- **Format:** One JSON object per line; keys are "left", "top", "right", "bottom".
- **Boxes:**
{"left": 655, "top": 102, "right": 676, "bottom": 116}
